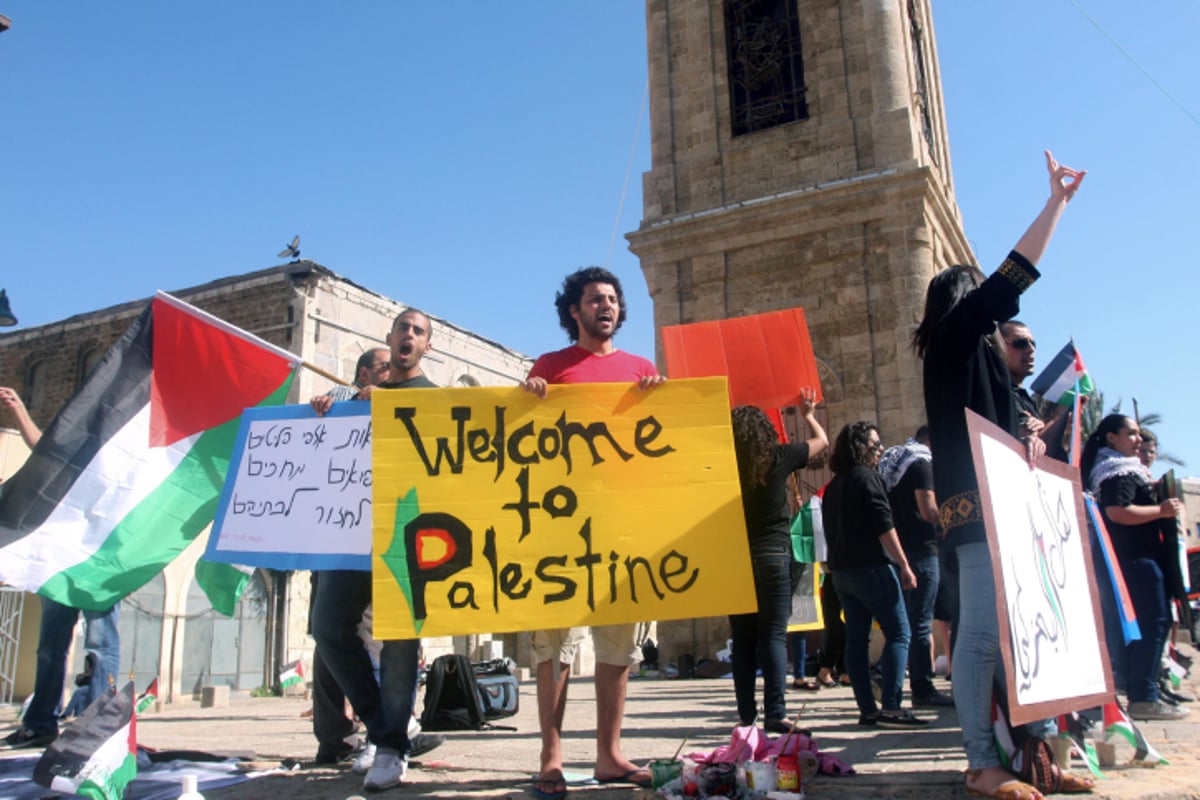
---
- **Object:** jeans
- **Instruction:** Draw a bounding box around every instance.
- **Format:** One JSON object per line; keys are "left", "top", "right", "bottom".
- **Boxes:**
{"left": 789, "top": 631, "right": 807, "bottom": 678}
{"left": 953, "top": 542, "right": 1055, "bottom": 769}
{"left": 25, "top": 598, "right": 120, "bottom": 736}
{"left": 311, "top": 570, "right": 418, "bottom": 754}
{"left": 817, "top": 575, "right": 846, "bottom": 673}
{"left": 904, "top": 554, "right": 940, "bottom": 698}
{"left": 833, "top": 564, "right": 910, "bottom": 715}
{"left": 1121, "top": 558, "right": 1169, "bottom": 703}
{"left": 937, "top": 544, "right": 960, "bottom": 660}
{"left": 311, "top": 645, "right": 355, "bottom": 748}
{"left": 729, "top": 544, "right": 793, "bottom": 724}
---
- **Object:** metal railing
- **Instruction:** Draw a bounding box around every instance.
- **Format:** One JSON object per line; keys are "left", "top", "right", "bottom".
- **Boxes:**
{"left": 0, "top": 588, "right": 25, "bottom": 706}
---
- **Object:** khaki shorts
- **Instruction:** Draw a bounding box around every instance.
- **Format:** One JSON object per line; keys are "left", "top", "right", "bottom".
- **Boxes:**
{"left": 530, "top": 623, "right": 641, "bottom": 668}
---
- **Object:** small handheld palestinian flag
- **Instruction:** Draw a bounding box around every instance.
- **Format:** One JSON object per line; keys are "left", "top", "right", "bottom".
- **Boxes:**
{"left": 34, "top": 682, "right": 137, "bottom": 800}
{"left": 1057, "top": 713, "right": 1103, "bottom": 779}
{"left": 1104, "top": 700, "right": 1167, "bottom": 765}
{"left": 991, "top": 698, "right": 1017, "bottom": 769}
{"left": 279, "top": 659, "right": 305, "bottom": 691}
{"left": 1030, "top": 340, "right": 1094, "bottom": 407}
{"left": 135, "top": 677, "right": 158, "bottom": 715}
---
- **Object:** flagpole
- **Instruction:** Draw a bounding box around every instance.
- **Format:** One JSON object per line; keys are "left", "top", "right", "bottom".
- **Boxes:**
{"left": 1069, "top": 375, "right": 1082, "bottom": 467}
{"left": 300, "top": 360, "right": 351, "bottom": 386}
{"left": 155, "top": 291, "right": 351, "bottom": 386}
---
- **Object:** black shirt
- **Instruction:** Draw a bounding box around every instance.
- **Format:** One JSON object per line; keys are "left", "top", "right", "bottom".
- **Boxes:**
{"left": 379, "top": 374, "right": 438, "bottom": 390}
{"left": 824, "top": 465, "right": 895, "bottom": 570}
{"left": 739, "top": 442, "right": 811, "bottom": 550}
{"left": 922, "top": 252, "right": 1039, "bottom": 546}
{"left": 888, "top": 459, "right": 938, "bottom": 559}
{"left": 1013, "top": 385, "right": 1039, "bottom": 419}
{"left": 1099, "top": 473, "right": 1162, "bottom": 562}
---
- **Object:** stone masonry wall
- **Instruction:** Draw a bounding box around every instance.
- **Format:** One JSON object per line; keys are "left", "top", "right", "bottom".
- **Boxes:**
{"left": 630, "top": 0, "right": 971, "bottom": 667}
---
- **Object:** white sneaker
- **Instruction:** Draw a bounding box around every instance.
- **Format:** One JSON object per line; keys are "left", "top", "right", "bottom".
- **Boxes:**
{"left": 351, "top": 742, "right": 377, "bottom": 774}
{"left": 363, "top": 747, "right": 407, "bottom": 791}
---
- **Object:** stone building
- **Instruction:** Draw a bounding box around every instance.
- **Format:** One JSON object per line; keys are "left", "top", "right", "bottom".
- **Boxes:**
{"left": 627, "top": 0, "right": 974, "bottom": 664}
{"left": 0, "top": 261, "right": 532, "bottom": 704}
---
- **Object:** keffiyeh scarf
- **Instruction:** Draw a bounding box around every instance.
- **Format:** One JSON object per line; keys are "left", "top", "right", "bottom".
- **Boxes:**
{"left": 878, "top": 438, "right": 932, "bottom": 492}
{"left": 1087, "top": 446, "right": 1151, "bottom": 495}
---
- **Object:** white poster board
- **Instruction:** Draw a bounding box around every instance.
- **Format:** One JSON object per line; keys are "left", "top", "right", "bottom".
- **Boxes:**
{"left": 205, "top": 403, "right": 373, "bottom": 570}
{"left": 966, "top": 409, "right": 1114, "bottom": 724}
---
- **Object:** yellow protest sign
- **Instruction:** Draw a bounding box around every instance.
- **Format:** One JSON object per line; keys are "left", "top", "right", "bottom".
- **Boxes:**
{"left": 370, "top": 377, "right": 755, "bottom": 638}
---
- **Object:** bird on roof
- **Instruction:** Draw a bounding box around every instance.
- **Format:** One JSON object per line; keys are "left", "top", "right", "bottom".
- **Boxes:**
{"left": 277, "top": 235, "right": 301, "bottom": 260}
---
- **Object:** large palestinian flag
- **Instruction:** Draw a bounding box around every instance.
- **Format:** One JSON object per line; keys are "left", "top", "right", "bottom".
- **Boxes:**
{"left": 34, "top": 682, "right": 137, "bottom": 800}
{"left": 0, "top": 293, "right": 298, "bottom": 610}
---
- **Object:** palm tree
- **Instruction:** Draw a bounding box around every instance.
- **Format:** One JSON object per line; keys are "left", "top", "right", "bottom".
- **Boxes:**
{"left": 1078, "top": 391, "right": 1185, "bottom": 467}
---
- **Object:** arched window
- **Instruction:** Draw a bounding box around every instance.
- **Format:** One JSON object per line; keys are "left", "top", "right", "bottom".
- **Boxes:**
{"left": 23, "top": 359, "right": 47, "bottom": 417}
{"left": 725, "top": 0, "right": 809, "bottom": 136}
{"left": 77, "top": 348, "right": 104, "bottom": 389}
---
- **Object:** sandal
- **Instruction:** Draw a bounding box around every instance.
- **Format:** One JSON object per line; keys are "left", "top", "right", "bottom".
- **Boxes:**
{"left": 964, "top": 768, "right": 1044, "bottom": 800}
{"left": 529, "top": 770, "right": 568, "bottom": 800}
{"left": 792, "top": 678, "right": 820, "bottom": 691}
{"left": 1056, "top": 771, "right": 1094, "bottom": 794}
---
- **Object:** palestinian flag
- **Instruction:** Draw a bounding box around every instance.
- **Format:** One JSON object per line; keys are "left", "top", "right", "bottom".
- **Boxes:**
{"left": 789, "top": 494, "right": 822, "bottom": 564}
{"left": 1057, "top": 713, "right": 1103, "bottom": 778}
{"left": 1084, "top": 495, "right": 1141, "bottom": 644}
{"left": 1103, "top": 700, "right": 1167, "bottom": 765}
{"left": 279, "top": 659, "right": 305, "bottom": 690}
{"left": 1030, "top": 340, "right": 1094, "bottom": 406}
{"left": 135, "top": 677, "right": 158, "bottom": 715}
{"left": 195, "top": 557, "right": 255, "bottom": 617}
{"left": 34, "top": 682, "right": 137, "bottom": 800}
{"left": 991, "top": 698, "right": 1016, "bottom": 769}
{"left": 0, "top": 292, "right": 298, "bottom": 610}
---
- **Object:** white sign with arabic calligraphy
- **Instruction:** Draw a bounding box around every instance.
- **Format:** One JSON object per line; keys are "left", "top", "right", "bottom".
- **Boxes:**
{"left": 967, "top": 409, "right": 1114, "bottom": 724}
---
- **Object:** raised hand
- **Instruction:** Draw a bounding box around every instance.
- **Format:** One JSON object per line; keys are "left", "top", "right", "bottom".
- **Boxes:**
{"left": 1045, "top": 149, "right": 1086, "bottom": 203}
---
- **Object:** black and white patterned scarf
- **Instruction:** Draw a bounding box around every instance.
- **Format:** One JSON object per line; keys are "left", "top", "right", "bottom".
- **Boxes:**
{"left": 1088, "top": 446, "right": 1151, "bottom": 494}
{"left": 878, "top": 438, "right": 932, "bottom": 492}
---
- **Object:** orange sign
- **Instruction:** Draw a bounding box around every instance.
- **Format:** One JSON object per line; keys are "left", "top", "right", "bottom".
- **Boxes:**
{"left": 662, "top": 308, "right": 821, "bottom": 409}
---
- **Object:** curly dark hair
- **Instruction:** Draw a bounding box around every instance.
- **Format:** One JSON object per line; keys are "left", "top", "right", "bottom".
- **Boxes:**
{"left": 554, "top": 267, "right": 627, "bottom": 343}
{"left": 829, "top": 421, "right": 880, "bottom": 474}
{"left": 731, "top": 405, "right": 778, "bottom": 491}
{"left": 912, "top": 264, "right": 986, "bottom": 358}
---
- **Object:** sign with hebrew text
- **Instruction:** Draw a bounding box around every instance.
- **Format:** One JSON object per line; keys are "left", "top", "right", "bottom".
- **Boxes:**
{"left": 206, "top": 403, "right": 373, "bottom": 571}
{"left": 370, "top": 378, "right": 755, "bottom": 638}
{"left": 966, "top": 410, "right": 1114, "bottom": 725}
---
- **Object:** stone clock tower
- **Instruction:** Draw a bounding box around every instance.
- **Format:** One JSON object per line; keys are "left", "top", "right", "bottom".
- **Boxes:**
{"left": 629, "top": 0, "right": 972, "bottom": 435}
{"left": 627, "top": 0, "right": 974, "bottom": 662}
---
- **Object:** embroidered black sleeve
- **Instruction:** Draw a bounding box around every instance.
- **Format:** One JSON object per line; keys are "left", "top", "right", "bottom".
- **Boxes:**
{"left": 995, "top": 251, "right": 1040, "bottom": 294}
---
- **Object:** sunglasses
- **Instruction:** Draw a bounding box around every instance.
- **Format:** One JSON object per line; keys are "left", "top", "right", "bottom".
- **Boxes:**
{"left": 1007, "top": 337, "right": 1036, "bottom": 351}
{"left": 870, "top": 441, "right": 884, "bottom": 453}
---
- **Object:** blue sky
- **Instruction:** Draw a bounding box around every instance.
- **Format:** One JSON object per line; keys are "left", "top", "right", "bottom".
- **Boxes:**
{"left": 2, "top": 2, "right": 1197, "bottom": 473}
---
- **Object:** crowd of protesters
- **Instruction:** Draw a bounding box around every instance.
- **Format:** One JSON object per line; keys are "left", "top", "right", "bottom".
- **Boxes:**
{"left": 1, "top": 153, "right": 1194, "bottom": 800}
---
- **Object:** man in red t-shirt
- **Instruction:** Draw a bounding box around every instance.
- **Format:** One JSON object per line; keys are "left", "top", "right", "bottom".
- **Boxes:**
{"left": 522, "top": 267, "right": 663, "bottom": 798}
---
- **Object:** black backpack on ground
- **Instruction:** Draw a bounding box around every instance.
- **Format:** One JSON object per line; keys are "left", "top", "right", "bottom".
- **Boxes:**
{"left": 419, "top": 655, "right": 518, "bottom": 731}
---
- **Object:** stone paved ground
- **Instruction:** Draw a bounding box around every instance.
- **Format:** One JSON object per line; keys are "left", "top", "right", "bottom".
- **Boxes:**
{"left": 4, "top": 651, "right": 1199, "bottom": 799}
